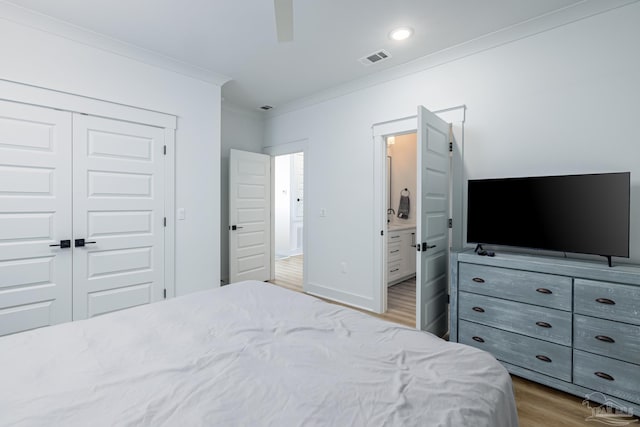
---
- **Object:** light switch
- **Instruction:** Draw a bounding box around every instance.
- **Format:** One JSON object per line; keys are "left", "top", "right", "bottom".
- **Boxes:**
{"left": 320, "top": 208, "right": 326, "bottom": 217}
{"left": 177, "top": 208, "right": 186, "bottom": 220}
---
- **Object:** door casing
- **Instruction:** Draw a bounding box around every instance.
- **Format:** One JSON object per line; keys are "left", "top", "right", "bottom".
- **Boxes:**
{"left": 264, "top": 139, "right": 308, "bottom": 290}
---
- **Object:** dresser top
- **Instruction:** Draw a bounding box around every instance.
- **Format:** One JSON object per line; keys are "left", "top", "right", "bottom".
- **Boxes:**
{"left": 454, "top": 249, "right": 640, "bottom": 287}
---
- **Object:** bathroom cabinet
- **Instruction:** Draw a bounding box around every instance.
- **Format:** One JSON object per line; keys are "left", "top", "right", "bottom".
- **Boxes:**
{"left": 387, "top": 226, "right": 416, "bottom": 286}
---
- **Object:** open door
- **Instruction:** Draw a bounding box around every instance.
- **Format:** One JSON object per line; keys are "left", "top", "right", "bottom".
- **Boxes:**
{"left": 229, "top": 149, "right": 271, "bottom": 283}
{"left": 416, "top": 106, "right": 450, "bottom": 336}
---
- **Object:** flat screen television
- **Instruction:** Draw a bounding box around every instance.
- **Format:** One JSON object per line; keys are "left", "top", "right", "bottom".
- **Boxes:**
{"left": 467, "top": 172, "right": 630, "bottom": 261}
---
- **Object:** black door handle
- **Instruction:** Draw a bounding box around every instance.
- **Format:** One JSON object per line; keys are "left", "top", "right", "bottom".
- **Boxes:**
{"left": 420, "top": 242, "right": 436, "bottom": 251}
{"left": 50, "top": 240, "right": 71, "bottom": 248}
{"left": 75, "top": 239, "right": 97, "bottom": 247}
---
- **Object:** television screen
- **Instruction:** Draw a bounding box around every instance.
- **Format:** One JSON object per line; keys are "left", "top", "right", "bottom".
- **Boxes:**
{"left": 467, "top": 172, "right": 630, "bottom": 258}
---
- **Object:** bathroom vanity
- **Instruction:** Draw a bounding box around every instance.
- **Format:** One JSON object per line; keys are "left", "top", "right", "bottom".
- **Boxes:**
{"left": 387, "top": 224, "right": 416, "bottom": 286}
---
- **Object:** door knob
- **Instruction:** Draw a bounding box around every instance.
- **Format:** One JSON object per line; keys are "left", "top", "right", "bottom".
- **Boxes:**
{"left": 49, "top": 240, "right": 71, "bottom": 248}
{"left": 75, "top": 239, "right": 97, "bottom": 247}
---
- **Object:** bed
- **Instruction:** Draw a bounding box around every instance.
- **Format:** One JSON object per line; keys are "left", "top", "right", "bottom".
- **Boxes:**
{"left": 0, "top": 281, "right": 518, "bottom": 426}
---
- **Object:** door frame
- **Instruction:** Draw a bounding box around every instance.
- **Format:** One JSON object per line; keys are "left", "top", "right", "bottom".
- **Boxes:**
{"left": 372, "top": 116, "right": 419, "bottom": 314}
{"left": 0, "top": 78, "right": 177, "bottom": 299}
{"left": 264, "top": 139, "right": 308, "bottom": 291}
{"left": 372, "top": 106, "right": 466, "bottom": 318}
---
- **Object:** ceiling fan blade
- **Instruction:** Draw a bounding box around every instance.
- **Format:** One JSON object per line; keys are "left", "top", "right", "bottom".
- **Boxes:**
{"left": 274, "top": 0, "right": 294, "bottom": 42}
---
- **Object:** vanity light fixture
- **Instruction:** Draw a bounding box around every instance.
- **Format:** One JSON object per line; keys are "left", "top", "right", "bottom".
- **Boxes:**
{"left": 389, "top": 27, "right": 414, "bottom": 41}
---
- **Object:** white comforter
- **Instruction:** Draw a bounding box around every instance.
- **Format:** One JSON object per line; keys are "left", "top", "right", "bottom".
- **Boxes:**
{"left": 0, "top": 281, "right": 518, "bottom": 427}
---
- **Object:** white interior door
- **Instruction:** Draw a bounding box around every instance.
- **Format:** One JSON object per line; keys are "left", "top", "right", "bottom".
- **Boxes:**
{"left": 72, "top": 114, "right": 165, "bottom": 319}
{"left": 0, "top": 100, "right": 72, "bottom": 335}
{"left": 416, "top": 106, "right": 450, "bottom": 336}
{"left": 229, "top": 149, "right": 271, "bottom": 282}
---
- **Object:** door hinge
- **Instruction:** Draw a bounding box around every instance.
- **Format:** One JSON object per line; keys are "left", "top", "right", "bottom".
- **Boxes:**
{"left": 163, "top": 289, "right": 167, "bottom": 299}
{"left": 163, "top": 217, "right": 167, "bottom": 227}
{"left": 449, "top": 142, "right": 453, "bottom": 152}
{"left": 163, "top": 145, "right": 167, "bottom": 155}
{"left": 448, "top": 218, "right": 453, "bottom": 228}
{"left": 380, "top": 230, "right": 384, "bottom": 236}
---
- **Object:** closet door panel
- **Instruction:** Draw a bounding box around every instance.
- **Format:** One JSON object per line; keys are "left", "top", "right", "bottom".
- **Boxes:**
{"left": 72, "top": 114, "right": 165, "bottom": 320}
{"left": 0, "top": 100, "right": 72, "bottom": 335}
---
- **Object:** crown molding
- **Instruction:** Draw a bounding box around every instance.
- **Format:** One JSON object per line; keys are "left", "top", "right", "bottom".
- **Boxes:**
{"left": 268, "top": 0, "right": 639, "bottom": 117}
{"left": 0, "top": 1, "right": 231, "bottom": 87}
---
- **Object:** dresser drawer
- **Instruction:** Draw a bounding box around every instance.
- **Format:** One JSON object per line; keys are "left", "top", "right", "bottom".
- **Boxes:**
{"left": 574, "top": 314, "right": 640, "bottom": 365}
{"left": 574, "top": 350, "right": 640, "bottom": 405}
{"left": 459, "top": 320, "right": 572, "bottom": 381}
{"left": 575, "top": 279, "right": 640, "bottom": 325}
{"left": 459, "top": 292, "right": 571, "bottom": 345}
{"left": 459, "top": 263, "right": 572, "bottom": 311}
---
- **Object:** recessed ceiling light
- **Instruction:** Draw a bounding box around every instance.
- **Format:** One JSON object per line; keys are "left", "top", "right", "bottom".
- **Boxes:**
{"left": 389, "top": 27, "right": 414, "bottom": 41}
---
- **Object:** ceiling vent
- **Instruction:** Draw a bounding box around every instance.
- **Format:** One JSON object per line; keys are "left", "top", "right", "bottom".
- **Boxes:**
{"left": 359, "top": 49, "right": 392, "bottom": 66}
{"left": 259, "top": 105, "right": 273, "bottom": 111}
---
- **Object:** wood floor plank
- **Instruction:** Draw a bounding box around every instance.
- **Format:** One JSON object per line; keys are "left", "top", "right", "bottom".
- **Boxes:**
{"left": 268, "top": 255, "right": 639, "bottom": 426}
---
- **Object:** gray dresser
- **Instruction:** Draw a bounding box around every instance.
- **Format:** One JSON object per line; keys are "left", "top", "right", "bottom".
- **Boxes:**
{"left": 450, "top": 250, "right": 640, "bottom": 414}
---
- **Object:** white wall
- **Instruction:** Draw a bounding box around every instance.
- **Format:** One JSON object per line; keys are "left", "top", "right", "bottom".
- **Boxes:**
{"left": 388, "top": 134, "right": 417, "bottom": 223}
{"left": 220, "top": 105, "right": 265, "bottom": 283}
{"left": 264, "top": 3, "right": 640, "bottom": 310}
{"left": 0, "top": 18, "right": 222, "bottom": 296}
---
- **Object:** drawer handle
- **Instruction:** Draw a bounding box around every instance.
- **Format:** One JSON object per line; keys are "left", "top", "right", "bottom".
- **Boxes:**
{"left": 536, "top": 321, "right": 552, "bottom": 328}
{"left": 595, "top": 372, "right": 615, "bottom": 381}
{"left": 536, "top": 288, "right": 552, "bottom": 295}
{"left": 472, "top": 277, "right": 485, "bottom": 283}
{"left": 390, "top": 236, "right": 400, "bottom": 239}
{"left": 595, "top": 335, "right": 615, "bottom": 344}
{"left": 390, "top": 249, "right": 400, "bottom": 253}
{"left": 472, "top": 336, "right": 485, "bottom": 343}
{"left": 535, "top": 355, "right": 552, "bottom": 363}
{"left": 472, "top": 307, "right": 485, "bottom": 313}
{"left": 390, "top": 268, "right": 399, "bottom": 273}
{"left": 595, "top": 298, "right": 616, "bottom": 305}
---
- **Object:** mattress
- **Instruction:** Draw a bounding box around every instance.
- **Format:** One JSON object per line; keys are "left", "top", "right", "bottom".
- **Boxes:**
{"left": 0, "top": 281, "right": 518, "bottom": 426}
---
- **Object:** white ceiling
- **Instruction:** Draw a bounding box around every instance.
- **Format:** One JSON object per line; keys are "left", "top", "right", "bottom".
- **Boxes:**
{"left": 5, "top": 0, "right": 592, "bottom": 110}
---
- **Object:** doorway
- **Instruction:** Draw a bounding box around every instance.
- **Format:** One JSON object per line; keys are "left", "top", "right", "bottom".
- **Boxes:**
{"left": 273, "top": 152, "right": 305, "bottom": 291}
{"left": 385, "top": 133, "right": 418, "bottom": 326}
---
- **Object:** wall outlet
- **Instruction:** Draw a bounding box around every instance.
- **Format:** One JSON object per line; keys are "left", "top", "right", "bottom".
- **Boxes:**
{"left": 177, "top": 208, "right": 186, "bottom": 220}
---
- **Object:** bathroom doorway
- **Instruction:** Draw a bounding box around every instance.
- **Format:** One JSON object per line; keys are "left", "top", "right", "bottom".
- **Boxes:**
{"left": 385, "top": 133, "right": 418, "bottom": 326}
{"left": 272, "top": 151, "right": 305, "bottom": 291}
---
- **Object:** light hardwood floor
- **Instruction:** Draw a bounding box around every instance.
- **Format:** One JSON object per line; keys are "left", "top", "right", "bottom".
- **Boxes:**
{"left": 269, "top": 255, "right": 638, "bottom": 427}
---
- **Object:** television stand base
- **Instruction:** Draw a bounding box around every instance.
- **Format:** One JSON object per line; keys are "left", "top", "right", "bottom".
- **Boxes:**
{"left": 603, "top": 255, "right": 613, "bottom": 268}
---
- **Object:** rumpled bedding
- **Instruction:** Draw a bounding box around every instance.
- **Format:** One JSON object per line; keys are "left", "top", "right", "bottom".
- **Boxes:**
{"left": 0, "top": 281, "right": 518, "bottom": 426}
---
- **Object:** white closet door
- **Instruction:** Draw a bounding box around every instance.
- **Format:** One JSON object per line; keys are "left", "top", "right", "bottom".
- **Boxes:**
{"left": 72, "top": 114, "right": 165, "bottom": 319}
{"left": 0, "top": 100, "right": 72, "bottom": 336}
